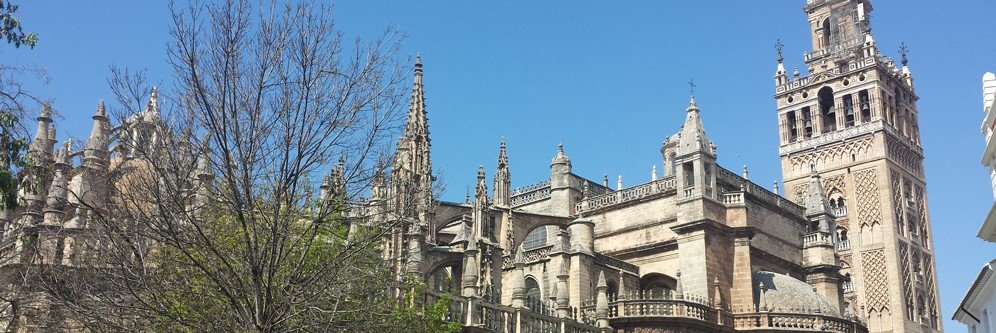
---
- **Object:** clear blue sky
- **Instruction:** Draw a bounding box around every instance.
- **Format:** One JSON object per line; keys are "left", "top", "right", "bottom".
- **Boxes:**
{"left": 5, "top": 1, "right": 995, "bottom": 331}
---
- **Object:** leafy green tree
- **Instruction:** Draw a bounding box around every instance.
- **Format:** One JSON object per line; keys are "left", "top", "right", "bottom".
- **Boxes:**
{"left": 0, "top": 1, "right": 37, "bottom": 48}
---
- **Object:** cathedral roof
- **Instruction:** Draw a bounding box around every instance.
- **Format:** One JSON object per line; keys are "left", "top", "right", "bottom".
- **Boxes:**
{"left": 753, "top": 271, "right": 839, "bottom": 317}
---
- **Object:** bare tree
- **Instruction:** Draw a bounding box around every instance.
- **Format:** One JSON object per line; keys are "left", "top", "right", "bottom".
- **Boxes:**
{"left": 37, "top": 1, "right": 424, "bottom": 332}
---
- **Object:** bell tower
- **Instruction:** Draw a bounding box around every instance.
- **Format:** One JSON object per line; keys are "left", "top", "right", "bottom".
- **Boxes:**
{"left": 775, "top": 1, "right": 941, "bottom": 332}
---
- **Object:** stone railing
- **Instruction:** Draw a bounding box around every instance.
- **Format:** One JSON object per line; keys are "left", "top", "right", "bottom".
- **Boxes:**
{"left": 833, "top": 206, "right": 848, "bottom": 217}
{"left": 575, "top": 177, "right": 675, "bottom": 214}
{"left": 511, "top": 187, "right": 552, "bottom": 207}
{"left": 777, "top": 54, "right": 879, "bottom": 95}
{"left": 611, "top": 298, "right": 716, "bottom": 322}
{"left": 717, "top": 167, "right": 806, "bottom": 217}
{"left": 722, "top": 192, "right": 745, "bottom": 206}
{"left": 733, "top": 312, "right": 868, "bottom": 333}
{"left": 422, "top": 290, "right": 601, "bottom": 333}
{"left": 802, "top": 232, "right": 834, "bottom": 248}
{"left": 594, "top": 253, "right": 638, "bottom": 274}
{"left": 836, "top": 239, "right": 851, "bottom": 252}
{"left": 502, "top": 245, "right": 554, "bottom": 269}
{"left": 512, "top": 180, "right": 551, "bottom": 196}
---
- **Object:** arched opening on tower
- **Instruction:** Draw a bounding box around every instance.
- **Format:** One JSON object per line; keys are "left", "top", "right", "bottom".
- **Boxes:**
{"left": 821, "top": 18, "right": 831, "bottom": 49}
{"left": 818, "top": 87, "right": 836, "bottom": 133}
{"left": 640, "top": 273, "right": 677, "bottom": 300}
{"left": 859, "top": 90, "right": 871, "bottom": 122}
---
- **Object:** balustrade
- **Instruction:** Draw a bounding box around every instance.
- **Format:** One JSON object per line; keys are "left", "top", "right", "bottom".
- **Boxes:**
{"left": 576, "top": 177, "right": 675, "bottom": 214}
{"left": 803, "top": 232, "right": 834, "bottom": 248}
{"left": 733, "top": 312, "right": 868, "bottom": 333}
{"left": 836, "top": 239, "right": 851, "bottom": 252}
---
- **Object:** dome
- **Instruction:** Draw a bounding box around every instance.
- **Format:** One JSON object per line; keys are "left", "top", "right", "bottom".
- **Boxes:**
{"left": 753, "top": 271, "right": 839, "bottom": 317}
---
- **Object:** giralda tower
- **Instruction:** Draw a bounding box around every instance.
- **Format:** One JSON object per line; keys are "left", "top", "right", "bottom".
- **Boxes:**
{"left": 774, "top": 1, "right": 942, "bottom": 332}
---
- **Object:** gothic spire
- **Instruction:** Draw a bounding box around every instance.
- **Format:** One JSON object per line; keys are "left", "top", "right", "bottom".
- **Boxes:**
{"left": 494, "top": 138, "right": 510, "bottom": 207}
{"left": 402, "top": 55, "right": 428, "bottom": 141}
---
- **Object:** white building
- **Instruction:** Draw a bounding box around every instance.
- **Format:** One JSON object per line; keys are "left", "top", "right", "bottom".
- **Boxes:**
{"left": 952, "top": 73, "right": 996, "bottom": 333}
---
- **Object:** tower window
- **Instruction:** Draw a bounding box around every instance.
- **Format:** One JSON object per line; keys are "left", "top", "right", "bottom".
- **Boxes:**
{"left": 843, "top": 94, "right": 855, "bottom": 127}
{"left": 802, "top": 107, "right": 813, "bottom": 138}
{"left": 683, "top": 162, "right": 694, "bottom": 187}
{"left": 786, "top": 111, "right": 798, "bottom": 142}
{"left": 821, "top": 18, "right": 831, "bottom": 49}
{"left": 818, "top": 87, "right": 836, "bottom": 133}
{"left": 859, "top": 90, "right": 871, "bottom": 122}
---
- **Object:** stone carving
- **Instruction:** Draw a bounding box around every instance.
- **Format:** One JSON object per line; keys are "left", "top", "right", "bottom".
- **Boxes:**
{"left": 886, "top": 136, "right": 923, "bottom": 177}
{"left": 898, "top": 242, "right": 912, "bottom": 319}
{"left": 861, "top": 249, "right": 890, "bottom": 313}
{"left": 854, "top": 169, "right": 881, "bottom": 228}
{"left": 890, "top": 172, "right": 905, "bottom": 235}
{"left": 789, "top": 137, "right": 873, "bottom": 171}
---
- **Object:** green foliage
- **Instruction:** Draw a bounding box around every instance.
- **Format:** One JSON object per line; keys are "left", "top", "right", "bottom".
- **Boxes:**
{"left": 392, "top": 283, "right": 462, "bottom": 333}
{"left": 1, "top": 1, "right": 37, "bottom": 48}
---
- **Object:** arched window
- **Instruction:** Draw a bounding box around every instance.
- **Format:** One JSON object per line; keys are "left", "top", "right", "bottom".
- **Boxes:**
{"left": 522, "top": 227, "right": 547, "bottom": 250}
{"left": 821, "top": 18, "right": 831, "bottom": 49}
{"left": 427, "top": 265, "right": 458, "bottom": 293}
{"left": 819, "top": 87, "right": 836, "bottom": 133}
{"left": 525, "top": 277, "right": 542, "bottom": 312}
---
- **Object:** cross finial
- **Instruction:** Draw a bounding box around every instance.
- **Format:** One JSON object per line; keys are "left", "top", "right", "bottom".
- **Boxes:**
{"left": 899, "top": 42, "right": 909, "bottom": 67}
{"left": 775, "top": 39, "right": 784, "bottom": 63}
{"left": 688, "top": 78, "right": 696, "bottom": 96}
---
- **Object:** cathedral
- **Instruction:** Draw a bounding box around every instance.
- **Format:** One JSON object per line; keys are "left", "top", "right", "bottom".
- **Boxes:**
{"left": 0, "top": 0, "right": 941, "bottom": 332}
{"left": 379, "top": 0, "right": 941, "bottom": 332}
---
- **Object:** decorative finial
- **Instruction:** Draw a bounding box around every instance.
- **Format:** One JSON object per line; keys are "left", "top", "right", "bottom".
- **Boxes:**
{"left": 652, "top": 165, "right": 658, "bottom": 181}
{"left": 773, "top": 180, "right": 780, "bottom": 194}
{"left": 617, "top": 175, "right": 623, "bottom": 191}
{"left": 602, "top": 174, "right": 608, "bottom": 187}
{"left": 687, "top": 95, "right": 699, "bottom": 113}
{"left": 793, "top": 67, "right": 800, "bottom": 78}
{"left": 742, "top": 164, "right": 749, "bottom": 180}
{"left": 465, "top": 186, "right": 471, "bottom": 204}
{"left": 558, "top": 142, "right": 564, "bottom": 154}
{"left": 688, "top": 78, "right": 696, "bottom": 97}
{"left": 775, "top": 39, "right": 784, "bottom": 63}
{"left": 899, "top": 42, "right": 909, "bottom": 67}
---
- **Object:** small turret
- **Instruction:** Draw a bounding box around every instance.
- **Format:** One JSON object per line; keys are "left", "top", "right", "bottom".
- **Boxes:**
{"left": 595, "top": 271, "right": 610, "bottom": 329}
{"left": 42, "top": 140, "right": 72, "bottom": 226}
{"left": 461, "top": 239, "right": 480, "bottom": 297}
{"left": 84, "top": 101, "right": 110, "bottom": 168}
{"left": 774, "top": 39, "right": 789, "bottom": 86}
{"left": 511, "top": 247, "right": 527, "bottom": 308}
